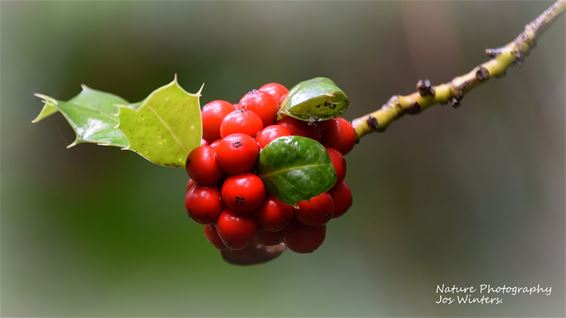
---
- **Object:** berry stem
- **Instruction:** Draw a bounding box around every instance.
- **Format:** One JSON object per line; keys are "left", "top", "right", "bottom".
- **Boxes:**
{"left": 352, "top": 0, "right": 566, "bottom": 139}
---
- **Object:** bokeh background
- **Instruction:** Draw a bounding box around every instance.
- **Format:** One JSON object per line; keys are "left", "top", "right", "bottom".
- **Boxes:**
{"left": 1, "top": 1, "right": 564, "bottom": 317}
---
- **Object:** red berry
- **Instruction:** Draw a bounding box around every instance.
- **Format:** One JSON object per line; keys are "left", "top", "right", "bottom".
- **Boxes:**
{"left": 257, "top": 196, "right": 294, "bottom": 231}
{"left": 200, "top": 138, "right": 208, "bottom": 146}
{"left": 296, "top": 193, "right": 334, "bottom": 225}
{"left": 186, "top": 179, "right": 195, "bottom": 191}
{"left": 329, "top": 182, "right": 352, "bottom": 218}
{"left": 185, "top": 146, "right": 223, "bottom": 186}
{"left": 185, "top": 186, "right": 223, "bottom": 224}
{"left": 216, "top": 133, "right": 260, "bottom": 175}
{"left": 326, "top": 147, "right": 346, "bottom": 185}
{"left": 221, "top": 173, "right": 266, "bottom": 216}
{"left": 278, "top": 116, "right": 321, "bottom": 140}
{"left": 217, "top": 210, "right": 257, "bottom": 250}
{"left": 256, "top": 195, "right": 295, "bottom": 232}
{"left": 321, "top": 118, "right": 356, "bottom": 155}
{"left": 254, "top": 230, "right": 282, "bottom": 246}
{"left": 259, "top": 82, "right": 288, "bottom": 104}
{"left": 209, "top": 139, "right": 221, "bottom": 149}
{"left": 283, "top": 221, "right": 326, "bottom": 253}
{"left": 255, "top": 125, "right": 292, "bottom": 148}
{"left": 201, "top": 100, "right": 235, "bottom": 142}
{"left": 238, "top": 90, "right": 279, "bottom": 126}
{"left": 220, "top": 109, "right": 263, "bottom": 138}
{"left": 204, "top": 224, "right": 227, "bottom": 250}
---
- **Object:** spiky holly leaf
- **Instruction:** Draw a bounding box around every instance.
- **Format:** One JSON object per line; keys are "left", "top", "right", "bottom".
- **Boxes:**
{"left": 118, "top": 80, "right": 202, "bottom": 167}
{"left": 33, "top": 86, "right": 130, "bottom": 147}
{"left": 33, "top": 78, "right": 202, "bottom": 167}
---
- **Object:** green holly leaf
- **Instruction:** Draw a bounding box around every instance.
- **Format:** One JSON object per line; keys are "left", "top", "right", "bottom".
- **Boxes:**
{"left": 33, "top": 78, "right": 202, "bottom": 167}
{"left": 33, "top": 86, "right": 130, "bottom": 147}
{"left": 279, "top": 77, "right": 349, "bottom": 122}
{"left": 118, "top": 79, "right": 202, "bottom": 167}
{"left": 258, "top": 136, "right": 336, "bottom": 205}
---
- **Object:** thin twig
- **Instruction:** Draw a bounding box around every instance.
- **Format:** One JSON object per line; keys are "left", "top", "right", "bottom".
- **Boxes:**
{"left": 352, "top": 0, "right": 566, "bottom": 139}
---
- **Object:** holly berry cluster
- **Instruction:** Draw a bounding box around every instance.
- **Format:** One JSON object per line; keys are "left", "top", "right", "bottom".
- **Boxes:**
{"left": 185, "top": 82, "right": 356, "bottom": 256}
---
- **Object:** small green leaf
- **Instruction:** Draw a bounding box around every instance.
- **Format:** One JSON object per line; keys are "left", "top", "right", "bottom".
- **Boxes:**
{"left": 34, "top": 86, "right": 130, "bottom": 147}
{"left": 118, "top": 79, "right": 202, "bottom": 167}
{"left": 258, "top": 136, "right": 336, "bottom": 205}
{"left": 33, "top": 78, "right": 202, "bottom": 167}
{"left": 279, "top": 77, "right": 349, "bottom": 122}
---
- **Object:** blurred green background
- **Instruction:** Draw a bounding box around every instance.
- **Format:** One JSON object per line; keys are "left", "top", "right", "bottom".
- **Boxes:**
{"left": 1, "top": 1, "right": 564, "bottom": 317}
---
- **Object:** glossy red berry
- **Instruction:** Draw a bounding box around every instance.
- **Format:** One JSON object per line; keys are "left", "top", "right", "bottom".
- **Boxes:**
{"left": 283, "top": 221, "right": 326, "bottom": 253}
{"left": 217, "top": 210, "right": 257, "bottom": 250}
{"left": 296, "top": 193, "right": 334, "bottom": 225}
{"left": 278, "top": 116, "right": 321, "bottom": 140}
{"left": 238, "top": 89, "right": 279, "bottom": 126}
{"left": 201, "top": 100, "right": 235, "bottom": 142}
{"left": 185, "top": 146, "right": 223, "bottom": 186}
{"left": 221, "top": 173, "right": 266, "bottom": 216}
{"left": 321, "top": 117, "right": 357, "bottom": 155}
{"left": 185, "top": 186, "right": 222, "bottom": 224}
{"left": 326, "top": 147, "right": 346, "bottom": 185}
{"left": 186, "top": 179, "right": 195, "bottom": 191}
{"left": 216, "top": 133, "right": 260, "bottom": 175}
{"left": 204, "top": 224, "right": 227, "bottom": 250}
{"left": 254, "top": 230, "right": 282, "bottom": 246}
{"left": 220, "top": 109, "right": 263, "bottom": 138}
{"left": 257, "top": 196, "right": 294, "bottom": 231}
{"left": 329, "top": 182, "right": 353, "bottom": 218}
{"left": 259, "top": 82, "right": 288, "bottom": 104}
{"left": 255, "top": 125, "right": 292, "bottom": 148}
{"left": 209, "top": 139, "right": 221, "bottom": 149}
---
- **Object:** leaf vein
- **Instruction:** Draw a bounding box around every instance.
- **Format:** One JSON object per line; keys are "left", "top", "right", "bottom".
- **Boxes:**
{"left": 262, "top": 163, "right": 329, "bottom": 178}
{"left": 146, "top": 104, "right": 185, "bottom": 149}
